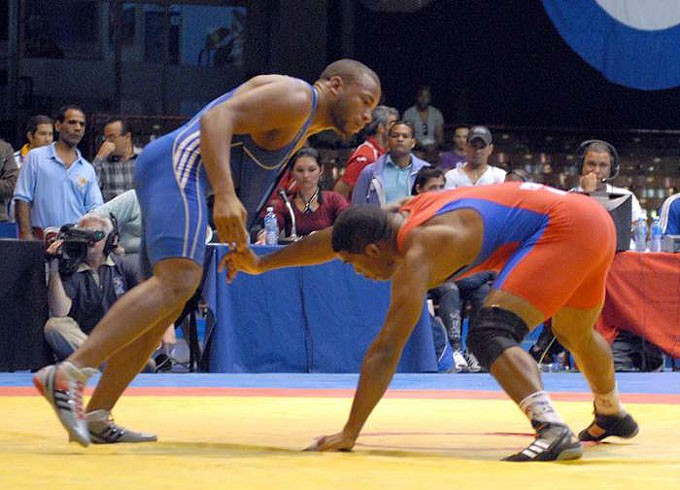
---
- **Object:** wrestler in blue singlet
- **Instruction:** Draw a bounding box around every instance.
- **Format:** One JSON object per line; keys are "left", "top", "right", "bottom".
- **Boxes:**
{"left": 135, "top": 79, "right": 317, "bottom": 266}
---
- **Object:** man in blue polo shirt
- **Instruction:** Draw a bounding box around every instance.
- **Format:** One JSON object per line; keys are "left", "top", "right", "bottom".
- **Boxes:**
{"left": 13, "top": 105, "right": 103, "bottom": 240}
{"left": 352, "top": 120, "right": 430, "bottom": 207}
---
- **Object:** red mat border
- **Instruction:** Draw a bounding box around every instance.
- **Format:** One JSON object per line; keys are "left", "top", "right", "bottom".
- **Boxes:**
{"left": 1, "top": 386, "right": 678, "bottom": 403}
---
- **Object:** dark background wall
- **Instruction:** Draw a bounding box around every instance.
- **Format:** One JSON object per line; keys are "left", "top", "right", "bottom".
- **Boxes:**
{"left": 352, "top": 0, "right": 680, "bottom": 130}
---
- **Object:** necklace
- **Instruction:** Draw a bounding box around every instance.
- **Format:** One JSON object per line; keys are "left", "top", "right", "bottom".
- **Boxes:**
{"left": 466, "top": 165, "right": 486, "bottom": 184}
{"left": 298, "top": 187, "right": 320, "bottom": 214}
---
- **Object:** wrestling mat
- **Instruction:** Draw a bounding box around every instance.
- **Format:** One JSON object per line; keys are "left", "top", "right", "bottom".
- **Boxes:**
{"left": 1, "top": 372, "right": 678, "bottom": 490}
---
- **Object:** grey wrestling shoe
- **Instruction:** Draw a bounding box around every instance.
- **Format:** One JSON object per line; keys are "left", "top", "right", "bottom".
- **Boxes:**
{"left": 503, "top": 422, "right": 583, "bottom": 462}
{"left": 85, "top": 410, "right": 158, "bottom": 444}
{"left": 463, "top": 351, "right": 483, "bottom": 373}
{"left": 33, "top": 361, "right": 99, "bottom": 447}
{"left": 579, "top": 411, "right": 639, "bottom": 442}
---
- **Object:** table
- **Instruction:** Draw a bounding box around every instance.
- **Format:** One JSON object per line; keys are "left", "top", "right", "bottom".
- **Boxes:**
{"left": 596, "top": 251, "right": 680, "bottom": 357}
{"left": 202, "top": 245, "right": 437, "bottom": 373}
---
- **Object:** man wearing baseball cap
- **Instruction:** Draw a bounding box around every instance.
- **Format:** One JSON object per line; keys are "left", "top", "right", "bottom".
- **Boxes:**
{"left": 444, "top": 125, "right": 506, "bottom": 189}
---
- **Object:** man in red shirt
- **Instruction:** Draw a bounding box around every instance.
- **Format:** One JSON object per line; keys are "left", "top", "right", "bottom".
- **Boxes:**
{"left": 333, "top": 105, "right": 398, "bottom": 200}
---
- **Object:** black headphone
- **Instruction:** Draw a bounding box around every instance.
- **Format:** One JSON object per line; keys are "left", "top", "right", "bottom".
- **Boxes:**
{"left": 576, "top": 139, "right": 619, "bottom": 181}
{"left": 103, "top": 213, "right": 120, "bottom": 256}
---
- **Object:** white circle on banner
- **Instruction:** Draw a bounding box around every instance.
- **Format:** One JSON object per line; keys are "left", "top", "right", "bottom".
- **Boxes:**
{"left": 595, "top": 0, "right": 680, "bottom": 30}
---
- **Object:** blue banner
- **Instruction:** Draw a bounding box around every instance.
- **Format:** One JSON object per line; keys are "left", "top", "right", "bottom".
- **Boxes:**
{"left": 543, "top": 0, "right": 680, "bottom": 90}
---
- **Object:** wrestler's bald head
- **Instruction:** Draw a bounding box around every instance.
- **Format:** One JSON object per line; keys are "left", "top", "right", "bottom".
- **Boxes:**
{"left": 319, "top": 59, "right": 381, "bottom": 88}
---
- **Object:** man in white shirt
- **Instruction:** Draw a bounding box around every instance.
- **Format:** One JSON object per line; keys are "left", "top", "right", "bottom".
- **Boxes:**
{"left": 444, "top": 126, "right": 506, "bottom": 189}
{"left": 570, "top": 140, "right": 644, "bottom": 223}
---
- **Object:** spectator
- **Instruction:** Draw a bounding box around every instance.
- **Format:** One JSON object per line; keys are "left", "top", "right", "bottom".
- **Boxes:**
{"left": 611, "top": 330, "right": 664, "bottom": 372}
{"left": 505, "top": 168, "right": 530, "bottom": 183}
{"left": 93, "top": 118, "right": 138, "bottom": 202}
{"left": 44, "top": 212, "right": 157, "bottom": 441}
{"left": 9, "top": 115, "right": 54, "bottom": 224}
{"left": 13, "top": 115, "right": 54, "bottom": 169}
{"left": 438, "top": 125, "right": 469, "bottom": 171}
{"left": 0, "top": 139, "right": 18, "bottom": 222}
{"left": 403, "top": 85, "right": 444, "bottom": 151}
{"left": 444, "top": 127, "right": 507, "bottom": 370}
{"left": 333, "top": 105, "right": 399, "bottom": 200}
{"left": 44, "top": 214, "right": 131, "bottom": 360}
{"left": 257, "top": 147, "right": 350, "bottom": 242}
{"left": 94, "top": 189, "right": 141, "bottom": 257}
{"left": 570, "top": 140, "right": 644, "bottom": 223}
{"left": 659, "top": 192, "right": 680, "bottom": 235}
{"left": 352, "top": 121, "right": 430, "bottom": 207}
{"left": 444, "top": 126, "right": 506, "bottom": 188}
{"left": 411, "top": 166, "right": 445, "bottom": 195}
{"left": 13, "top": 105, "right": 103, "bottom": 240}
{"left": 411, "top": 167, "right": 464, "bottom": 372}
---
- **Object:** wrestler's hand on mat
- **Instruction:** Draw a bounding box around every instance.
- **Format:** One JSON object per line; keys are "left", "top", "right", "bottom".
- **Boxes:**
{"left": 304, "top": 431, "right": 356, "bottom": 452}
{"left": 213, "top": 192, "right": 248, "bottom": 251}
{"left": 220, "top": 248, "right": 263, "bottom": 283}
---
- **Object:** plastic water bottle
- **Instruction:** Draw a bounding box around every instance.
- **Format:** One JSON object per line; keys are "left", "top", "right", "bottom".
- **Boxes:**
{"left": 650, "top": 217, "right": 662, "bottom": 252}
{"left": 634, "top": 216, "right": 648, "bottom": 252}
{"left": 264, "top": 206, "right": 278, "bottom": 246}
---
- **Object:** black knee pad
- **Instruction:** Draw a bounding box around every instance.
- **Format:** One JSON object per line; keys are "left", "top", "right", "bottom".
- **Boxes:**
{"left": 465, "top": 306, "right": 529, "bottom": 369}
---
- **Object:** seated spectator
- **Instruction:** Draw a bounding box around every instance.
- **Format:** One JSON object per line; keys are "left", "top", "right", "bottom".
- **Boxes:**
{"left": 528, "top": 321, "right": 570, "bottom": 371}
{"left": 505, "top": 168, "right": 530, "bottom": 183}
{"left": 13, "top": 114, "right": 54, "bottom": 169}
{"left": 257, "top": 147, "right": 350, "bottom": 242}
{"left": 659, "top": 192, "right": 680, "bottom": 235}
{"left": 403, "top": 85, "right": 444, "bottom": 151}
{"left": 438, "top": 125, "right": 469, "bottom": 171}
{"left": 94, "top": 189, "right": 142, "bottom": 258}
{"left": 0, "top": 139, "right": 18, "bottom": 222}
{"left": 411, "top": 166, "right": 446, "bottom": 195}
{"left": 93, "top": 117, "right": 139, "bottom": 202}
{"left": 333, "top": 105, "right": 399, "bottom": 200}
{"left": 611, "top": 330, "right": 664, "bottom": 372}
{"left": 13, "top": 105, "right": 103, "bottom": 240}
{"left": 444, "top": 126, "right": 506, "bottom": 188}
{"left": 570, "top": 140, "right": 644, "bottom": 222}
{"left": 411, "top": 166, "right": 487, "bottom": 373}
{"left": 352, "top": 121, "right": 430, "bottom": 207}
{"left": 43, "top": 213, "right": 152, "bottom": 366}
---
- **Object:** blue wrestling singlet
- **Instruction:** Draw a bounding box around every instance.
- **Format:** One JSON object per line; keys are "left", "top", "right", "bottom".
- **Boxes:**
{"left": 135, "top": 78, "right": 317, "bottom": 266}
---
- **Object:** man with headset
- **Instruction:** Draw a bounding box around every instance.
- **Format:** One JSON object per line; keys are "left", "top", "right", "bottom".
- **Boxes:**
{"left": 44, "top": 212, "right": 157, "bottom": 443}
{"left": 571, "top": 140, "right": 644, "bottom": 223}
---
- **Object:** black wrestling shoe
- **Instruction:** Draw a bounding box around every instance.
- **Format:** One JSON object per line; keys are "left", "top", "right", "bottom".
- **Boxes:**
{"left": 503, "top": 422, "right": 582, "bottom": 462}
{"left": 578, "top": 411, "right": 639, "bottom": 442}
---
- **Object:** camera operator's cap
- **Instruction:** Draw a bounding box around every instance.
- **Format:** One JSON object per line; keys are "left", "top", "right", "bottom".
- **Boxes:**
{"left": 467, "top": 126, "right": 492, "bottom": 146}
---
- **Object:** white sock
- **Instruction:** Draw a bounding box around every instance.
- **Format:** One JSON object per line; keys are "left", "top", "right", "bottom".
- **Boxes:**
{"left": 594, "top": 385, "right": 623, "bottom": 415}
{"left": 519, "top": 391, "right": 565, "bottom": 425}
{"left": 86, "top": 409, "right": 110, "bottom": 422}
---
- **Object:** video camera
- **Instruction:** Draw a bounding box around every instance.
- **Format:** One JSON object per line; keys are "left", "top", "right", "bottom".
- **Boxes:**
{"left": 45, "top": 224, "right": 107, "bottom": 275}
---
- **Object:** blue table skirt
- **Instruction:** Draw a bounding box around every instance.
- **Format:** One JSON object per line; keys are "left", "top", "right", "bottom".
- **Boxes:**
{"left": 203, "top": 244, "right": 437, "bottom": 373}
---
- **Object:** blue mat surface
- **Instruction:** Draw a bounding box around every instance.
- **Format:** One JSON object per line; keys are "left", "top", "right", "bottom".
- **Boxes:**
{"left": 1, "top": 372, "right": 678, "bottom": 394}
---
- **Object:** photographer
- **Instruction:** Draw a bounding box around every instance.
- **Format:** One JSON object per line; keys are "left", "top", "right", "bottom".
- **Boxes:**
{"left": 44, "top": 212, "right": 155, "bottom": 373}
